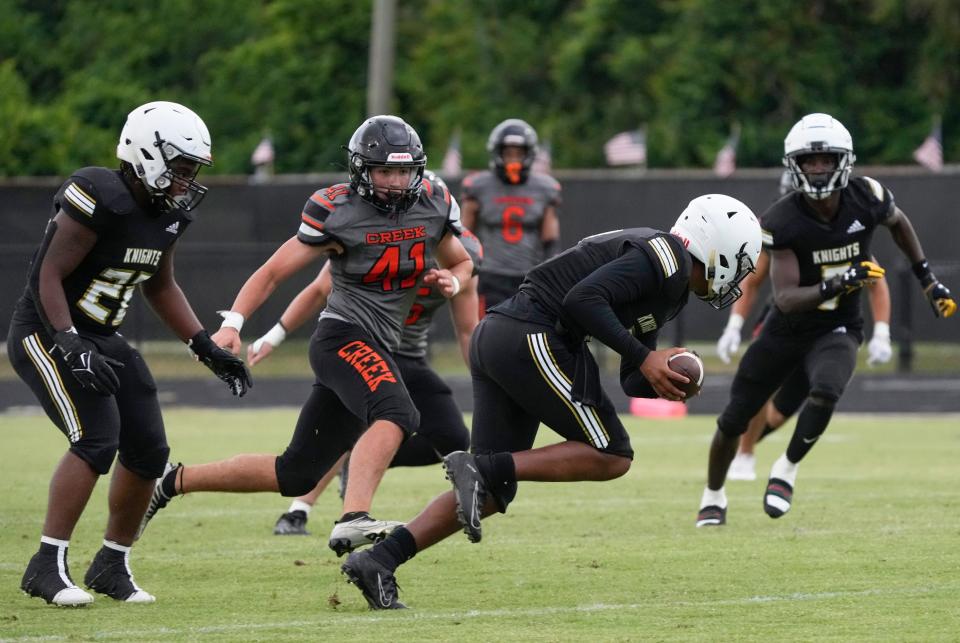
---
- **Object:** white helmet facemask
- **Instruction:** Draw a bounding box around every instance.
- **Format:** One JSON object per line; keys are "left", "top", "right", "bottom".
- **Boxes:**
{"left": 783, "top": 112, "right": 855, "bottom": 200}
{"left": 117, "top": 101, "right": 212, "bottom": 212}
{"left": 670, "top": 194, "right": 762, "bottom": 310}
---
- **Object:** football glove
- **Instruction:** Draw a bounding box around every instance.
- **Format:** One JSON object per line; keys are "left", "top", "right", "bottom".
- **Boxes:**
{"left": 188, "top": 330, "right": 253, "bottom": 397}
{"left": 54, "top": 328, "right": 123, "bottom": 396}
{"left": 820, "top": 261, "right": 885, "bottom": 300}
{"left": 866, "top": 321, "right": 892, "bottom": 366}
{"left": 922, "top": 279, "right": 957, "bottom": 318}
{"left": 716, "top": 313, "right": 743, "bottom": 364}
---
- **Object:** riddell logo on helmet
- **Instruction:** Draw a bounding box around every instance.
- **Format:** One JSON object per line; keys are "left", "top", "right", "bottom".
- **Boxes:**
{"left": 387, "top": 153, "right": 413, "bottom": 162}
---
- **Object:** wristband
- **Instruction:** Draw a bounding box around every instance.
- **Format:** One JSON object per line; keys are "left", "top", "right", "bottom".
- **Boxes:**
{"left": 911, "top": 259, "right": 931, "bottom": 281}
{"left": 872, "top": 321, "right": 890, "bottom": 340}
{"left": 252, "top": 322, "right": 287, "bottom": 353}
{"left": 217, "top": 310, "right": 245, "bottom": 332}
{"left": 450, "top": 275, "right": 461, "bottom": 297}
{"left": 725, "top": 313, "right": 744, "bottom": 332}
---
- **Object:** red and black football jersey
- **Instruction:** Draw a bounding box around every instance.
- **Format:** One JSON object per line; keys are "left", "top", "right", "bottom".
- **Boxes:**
{"left": 761, "top": 176, "right": 894, "bottom": 335}
{"left": 16, "top": 167, "right": 191, "bottom": 336}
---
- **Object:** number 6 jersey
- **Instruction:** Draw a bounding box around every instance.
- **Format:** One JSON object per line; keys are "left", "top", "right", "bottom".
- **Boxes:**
{"left": 15, "top": 167, "right": 191, "bottom": 336}
{"left": 297, "top": 177, "right": 464, "bottom": 352}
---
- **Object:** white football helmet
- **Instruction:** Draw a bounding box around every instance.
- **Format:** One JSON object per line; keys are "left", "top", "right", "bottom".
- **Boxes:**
{"left": 783, "top": 112, "right": 855, "bottom": 200}
{"left": 117, "top": 101, "right": 212, "bottom": 211}
{"left": 671, "top": 194, "right": 762, "bottom": 310}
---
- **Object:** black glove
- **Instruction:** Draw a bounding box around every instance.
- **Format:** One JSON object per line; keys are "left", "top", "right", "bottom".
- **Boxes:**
{"left": 913, "top": 259, "right": 957, "bottom": 319}
{"left": 188, "top": 330, "right": 253, "bottom": 397}
{"left": 820, "top": 260, "right": 885, "bottom": 300}
{"left": 54, "top": 329, "right": 124, "bottom": 396}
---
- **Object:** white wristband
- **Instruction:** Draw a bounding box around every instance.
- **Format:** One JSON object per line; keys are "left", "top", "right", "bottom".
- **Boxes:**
{"left": 872, "top": 321, "right": 890, "bottom": 340}
{"left": 450, "top": 275, "right": 461, "bottom": 297}
{"left": 217, "top": 310, "right": 245, "bottom": 332}
{"left": 725, "top": 313, "right": 745, "bottom": 332}
{"left": 252, "top": 322, "right": 287, "bottom": 353}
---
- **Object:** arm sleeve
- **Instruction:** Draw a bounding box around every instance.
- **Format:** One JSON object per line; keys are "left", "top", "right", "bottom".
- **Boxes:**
{"left": 619, "top": 329, "right": 660, "bottom": 398}
{"left": 561, "top": 247, "right": 661, "bottom": 365}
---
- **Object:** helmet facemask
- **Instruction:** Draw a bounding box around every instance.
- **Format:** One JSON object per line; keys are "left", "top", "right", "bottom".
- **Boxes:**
{"left": 700, "top": 243, "right": 757, "bottom": 310}
{"left": 147, "top": 132, "right": 211, "bottom": 212}
{"left": 487, "top": 119, "right": 538, "bottom": 185}
{"left": 784, "top": 150, "right": 854, "bottom": 200}
{"left": 782, "top": 113, "right": 855, "bottom": 201}
{"left": 348, "top": 115, "right": 427, "bottom": 216}
{"left": 350, "top": 154, "right": 426, "bottom": 216}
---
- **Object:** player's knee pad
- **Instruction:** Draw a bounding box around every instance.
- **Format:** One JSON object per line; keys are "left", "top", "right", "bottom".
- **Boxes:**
{"left": 118, "top": 443, "right": 171, "bottom": 480}
{"left": 474, "top": 451, "right": 517, "bottom": 513}
{"left": 70, "top": 438, "right": 119, "bottom": 476}
{"left": 716, "top": 412, "right": 750, "bottom": 438}
{"left": 275, "top": 454, "right": 325, "bottom": 497}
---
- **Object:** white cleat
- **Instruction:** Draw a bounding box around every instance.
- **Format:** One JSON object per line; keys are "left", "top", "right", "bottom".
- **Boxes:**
{"left": 51, "top": 587, "right": 95, "bottom": 607}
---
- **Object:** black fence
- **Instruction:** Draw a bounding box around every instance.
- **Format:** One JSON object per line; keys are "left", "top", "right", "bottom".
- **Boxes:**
{"left": 1, "top": 167, "right": 957, "bottom": 363}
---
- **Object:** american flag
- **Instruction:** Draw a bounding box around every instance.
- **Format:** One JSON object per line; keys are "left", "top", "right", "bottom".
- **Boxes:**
{"left": 441, "top": 130, "right": 462, "bottom": 176}
{"left": 713, "top": 126, "right": 739, "bottom": 177}
{"left": 250, "top": 136, "right": 275, "bottom": 166}
{"left": 913, "top": 118, "right": 943, "bottom": 172}
{"left": 604, "top": 129, "right": 647, "bottom": 166}
{"left": 532, "top": 140, "right": 552, "bottom": 174}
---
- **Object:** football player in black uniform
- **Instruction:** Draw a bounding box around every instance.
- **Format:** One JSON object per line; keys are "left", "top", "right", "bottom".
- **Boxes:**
{"left": 339, "top": 194, "right": 762, "bottom": 609}
{"left": 696, "top": 113, "right": 956, "bottom": 527}
{"left": 8, "top": 101, "right": 250, "bottom": 606}
{"left": 135, "top": 116, "right": 475, "bottom": 560}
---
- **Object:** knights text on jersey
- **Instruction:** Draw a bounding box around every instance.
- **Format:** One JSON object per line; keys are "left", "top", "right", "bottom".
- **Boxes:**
{"left": 760, "top": 176, "right": 894, "bottom": 334}
{"left": 517, "top": 227, "right": 691, "bottom": 344}
{"left": 461, "top": 170, "right": 560, "bottom": 277}
{"left": 296, "top": 178, "right": 462, "bottom": 351}
{"left": 14, "top": 167, "right": 191, "bottom": 335}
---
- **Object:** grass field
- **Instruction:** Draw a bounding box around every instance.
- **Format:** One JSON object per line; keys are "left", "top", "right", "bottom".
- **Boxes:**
{"left": 2, "top": 409, "right": 959, "bottom": 641}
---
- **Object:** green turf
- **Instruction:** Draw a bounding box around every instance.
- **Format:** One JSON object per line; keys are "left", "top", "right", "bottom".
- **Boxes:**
{"left": 2, "top": 410, "right": 959, "bottom": 641}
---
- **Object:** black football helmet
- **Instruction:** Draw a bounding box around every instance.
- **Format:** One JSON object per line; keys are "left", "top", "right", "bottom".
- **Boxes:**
{"left": 487, "top": 118, "right": 538, "bottom": 184}
{"left": 347, "top": 115, "right": 426, "bottom": 214}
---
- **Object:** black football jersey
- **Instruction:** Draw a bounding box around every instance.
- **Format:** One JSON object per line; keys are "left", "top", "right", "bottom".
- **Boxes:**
{"left": 296, "top": 177, "right": 463, "bottom": 351}
{"left": 761, "top": 176, "right": 894, "bottom": 335}
{"left": 15, "top": 167, "right": 191, "bottom": 336}
{"left": 516, "top": 227, "right": 691, "bottom": 358}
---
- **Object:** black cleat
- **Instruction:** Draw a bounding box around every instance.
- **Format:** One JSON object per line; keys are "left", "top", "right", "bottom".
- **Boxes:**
{"left": 135, "top": 462, "right": 178, "bottom": 540}
{"left": 84, "top": 547, "right": 155, "bottom": 603}
{"left": 764, "top": 478, "right": 794, "bottom": 518}
{"left": 341, "top": 550, "right": 405, "bottom": 609}
{"left": 443, "top": 451, "right": 486, "bottom": 543}
{"left": 274, "top": 510, "right": 310, "bottom": 535}
{"left": 21, "top": 550, "right": 93, "bottom": 606}
{"left": 695, "top": 505, "right": 727, "bottom": 527}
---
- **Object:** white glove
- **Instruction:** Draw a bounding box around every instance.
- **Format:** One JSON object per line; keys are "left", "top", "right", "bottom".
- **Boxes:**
{"left": 866, "top": 321, "right": 892, "bottom": 366}
{"left": 716, "top": 313, "right": 744, "bottom": 364}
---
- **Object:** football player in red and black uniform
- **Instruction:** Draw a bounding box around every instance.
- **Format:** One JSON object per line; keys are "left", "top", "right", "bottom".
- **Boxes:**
{"left": 461, "top": 119, "right": 561, "bottom": 315}
{"left": 136, "top": 116, "right": 475, "bottom": 566}
{"left": 696, "top": 113, "right": 956, "bottom": 527}
{"left": 8, "top": 102, "right": 249, "bottom": 606}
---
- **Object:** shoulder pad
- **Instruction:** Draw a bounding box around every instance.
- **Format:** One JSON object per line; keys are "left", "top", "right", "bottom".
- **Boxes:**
{"left": 71, "top": 167, "right": 137, "bottom": 216}
{"left": 860, "top": 176, "right": 886, "bottom": 202}
{"left": 645, "top": 233, "right": 682, "bottom": 279}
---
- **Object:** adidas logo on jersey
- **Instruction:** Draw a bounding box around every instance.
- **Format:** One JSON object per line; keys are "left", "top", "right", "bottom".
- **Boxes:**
{"left": 165, "top": 221, "right": 180, "bottom": 234}
{"left": 846, "top": 219, "right": 865, "bottom": 234}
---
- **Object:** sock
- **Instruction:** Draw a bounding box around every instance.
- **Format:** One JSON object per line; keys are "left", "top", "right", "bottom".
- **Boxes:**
{"left": 368, "top": 526, "right": 417, "bottom": 570}
{"left": 159, "top": 465, "right": 181, "bottom": 498}
{"left": 338, "top": 511, "right": 369, "bottom": 523}
{"left": 288, "top": 499, "right": 312, "bottom": 515}
{"left": 700, "top": 486, "right": 727, "bottom": 509}
{"left": 770, "top": 454, "right": 798, "bottom": 487}
{"left": 786, "top": 401, "right": 834, "bottom": 463}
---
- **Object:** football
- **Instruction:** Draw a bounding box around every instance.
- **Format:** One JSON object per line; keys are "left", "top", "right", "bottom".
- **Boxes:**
{"left": 668, "top": 351, "right": 704, "bottom": 399}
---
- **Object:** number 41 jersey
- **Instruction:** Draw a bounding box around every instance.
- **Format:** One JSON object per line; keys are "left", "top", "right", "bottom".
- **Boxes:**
{"left": 761, "top": 176, "right": 894, "bottom": 336}
{"left": 15, "top": 167, "right": 191, "bottom": 336}
{"left": 297, "top": 178, "right": 463, "bottom": 352}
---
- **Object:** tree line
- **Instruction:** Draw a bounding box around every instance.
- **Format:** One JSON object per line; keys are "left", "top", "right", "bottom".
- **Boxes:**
{"left": 1, "top": 0, "right": 955, "bottom": 176}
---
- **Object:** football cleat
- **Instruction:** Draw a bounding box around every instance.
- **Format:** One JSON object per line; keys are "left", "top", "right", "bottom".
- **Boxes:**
{"left": 84, "top": 547, "right": 155, "bottom": 603}
{"left": 341, "top": 550, "right": 406, "bottom": 609}
{"left": 21, "top": 550, "right": 94, "bottom": 607}
{"left": 443, "top": 451, "right": 486, "bottom": 543}
{"left": 764, "top": 478, "right": 794, "bottom": 518}
{"left": 727, "top": 453, "right": 757, "bottom": 481}
{"left": 274, "top": 510, "right": 310, "bottom": 536}
{"left": 135, "top": 461, "right": 178, "bottom": 540}
{"left": 328, "top": 514, "right": 403, "bottom": 557}
{"left": 695, "top": 505, "right": 727, "bottom": 527}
